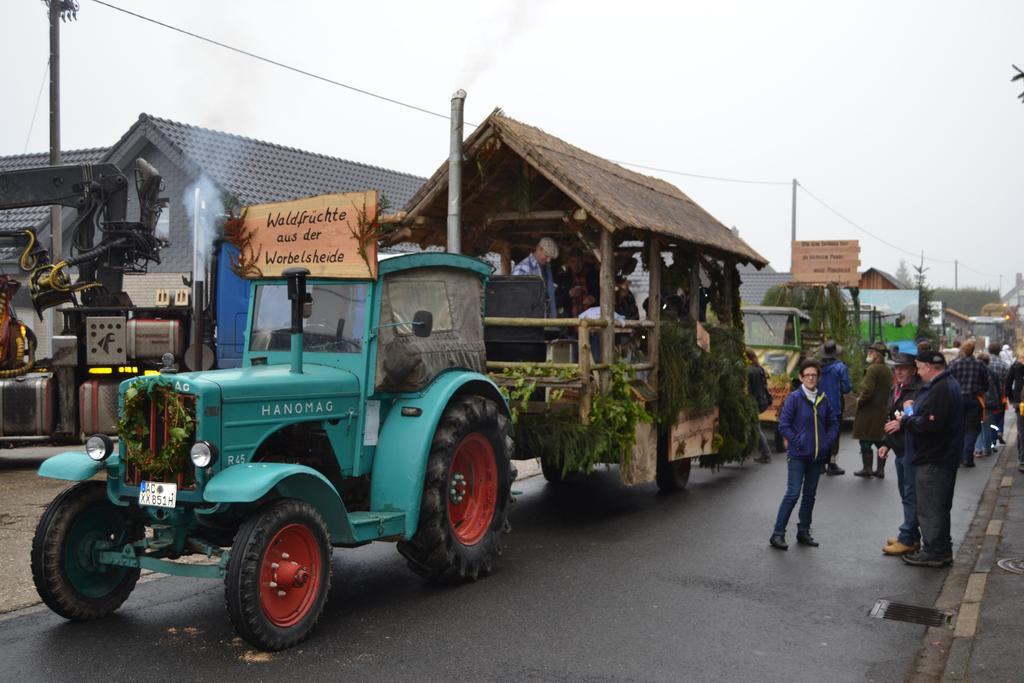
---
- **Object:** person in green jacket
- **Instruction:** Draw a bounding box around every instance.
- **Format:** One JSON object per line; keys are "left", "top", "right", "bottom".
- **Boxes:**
{"left": 853, "top": 342, "right": 894, "bottom": 477}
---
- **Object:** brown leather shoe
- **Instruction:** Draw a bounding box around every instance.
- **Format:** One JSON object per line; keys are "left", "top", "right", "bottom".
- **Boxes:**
{"left": 886, "top": 537, "right": 898, "bottom": 546}
{"left": 883, "top": 541, "right": 920, "bottom": 555}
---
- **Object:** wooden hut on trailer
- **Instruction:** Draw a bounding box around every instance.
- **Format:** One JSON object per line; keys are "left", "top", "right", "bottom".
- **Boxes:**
{"left": 392, "top": 108, "right": 769, "bottom": 489}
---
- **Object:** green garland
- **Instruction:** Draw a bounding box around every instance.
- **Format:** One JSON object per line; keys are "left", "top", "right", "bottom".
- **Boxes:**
{"left": 656, "top": 321, "right": 758, "bottom": 467}
{"left": 117, "top": 377, "right": 196, "bottom": 479}
{"left": 510, "top": 363, "right": 651, "bottom": 476}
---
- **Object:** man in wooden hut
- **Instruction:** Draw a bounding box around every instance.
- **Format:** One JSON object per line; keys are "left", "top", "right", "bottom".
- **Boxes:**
{"left": 512, "top": 237, "right": 560, "bottom": 318}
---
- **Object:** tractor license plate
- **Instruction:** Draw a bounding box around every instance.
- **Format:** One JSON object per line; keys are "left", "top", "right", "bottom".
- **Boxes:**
{"left": 139, "top": 481, "right": 177, "bottom": 508}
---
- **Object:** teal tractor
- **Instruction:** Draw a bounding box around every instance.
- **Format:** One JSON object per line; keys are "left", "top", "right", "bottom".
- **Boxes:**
{"left": 31, "top": 253, "right": 514, "bottom": 650}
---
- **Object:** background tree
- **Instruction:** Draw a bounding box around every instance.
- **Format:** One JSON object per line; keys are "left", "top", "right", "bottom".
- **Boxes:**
{"left": 895, "top": 259, "right": 913, "bottom": 288}
{"left": 914, "top": 262, "right": 939, "bottom": 346}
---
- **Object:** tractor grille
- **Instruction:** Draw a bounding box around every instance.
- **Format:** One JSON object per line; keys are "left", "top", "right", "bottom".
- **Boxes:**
{"left": 123, "top": 391, "right": 197, "bottom": 489}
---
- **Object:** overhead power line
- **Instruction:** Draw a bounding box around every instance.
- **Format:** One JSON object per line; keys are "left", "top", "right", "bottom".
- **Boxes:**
{"left": 23, "top": 58, "right": 50, "bottom": 153}
{"left": 89, "top": 0, "right": 455, "bottom": 123}
{"left": 86, "top": 0, "right": 1006, "bottom": 285}
{"left": 613, "top": 161, "right": 789, "bottom": 186}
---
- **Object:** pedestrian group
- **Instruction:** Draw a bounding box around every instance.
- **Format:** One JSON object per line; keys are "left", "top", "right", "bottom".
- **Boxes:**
{"left": 764, "top": 338, "right": 1018, "bottom": 569}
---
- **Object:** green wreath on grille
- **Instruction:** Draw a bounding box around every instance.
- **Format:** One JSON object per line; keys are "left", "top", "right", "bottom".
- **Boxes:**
{"left": 117, "top": 376, "right": 196, "bottom": 478}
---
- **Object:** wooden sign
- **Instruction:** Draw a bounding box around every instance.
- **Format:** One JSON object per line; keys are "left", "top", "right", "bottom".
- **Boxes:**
{"left": 791, "top": 239, "right": 860, "bottom": 286}
{"left": 228, "top": 191, "right": 379, "bottom": 279}
{"left": 669, "top": 407, "right": 720, "bottom": 460}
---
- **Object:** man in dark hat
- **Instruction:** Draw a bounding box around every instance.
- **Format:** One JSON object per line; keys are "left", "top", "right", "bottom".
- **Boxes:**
{"left": 879, "top": 352, "right": 924, "bottom": 555}
{"left": 818, "top": 340, "right": 853, "bottom": 475}
{"left": 896, "top": 349, "right": 963, "bottom": 567}
{"left": 853, "top": 342, "right": 894, "bottom": 477}
{"left": 947, "top": 340, "right": 989, "bottom": 468}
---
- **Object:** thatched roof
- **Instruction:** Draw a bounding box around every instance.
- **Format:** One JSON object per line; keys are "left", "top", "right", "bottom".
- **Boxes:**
{"left": 402, "top": 109, "right": 767, "bottom": 266}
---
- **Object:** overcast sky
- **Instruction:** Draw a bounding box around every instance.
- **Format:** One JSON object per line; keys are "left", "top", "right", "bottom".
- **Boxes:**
{"left": 2, "top": 1, "right": 1021, "bottom": 292}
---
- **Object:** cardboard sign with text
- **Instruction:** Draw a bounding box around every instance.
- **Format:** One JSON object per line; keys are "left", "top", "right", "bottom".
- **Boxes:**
{"left": 232, "top": 191, "right": 378, "bottom": 279}
{"left": 669, "top": 407, "right": 720, "bottom": 460}
{"left": 791, "top": 239, "right": 860, "bottom": 287}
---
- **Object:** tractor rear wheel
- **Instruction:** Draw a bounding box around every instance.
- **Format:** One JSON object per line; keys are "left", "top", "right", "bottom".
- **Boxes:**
{"left": 655, "top": 429, "right": 692, "bottom": 492}
{"left": 398, "top": 396, "right": 513, "bottom": 582}
{"left": 31, "top": 480, "right": 141, "bottom": 621}
{"left": 225, "top": 499, "right": 331, "bottom": 651}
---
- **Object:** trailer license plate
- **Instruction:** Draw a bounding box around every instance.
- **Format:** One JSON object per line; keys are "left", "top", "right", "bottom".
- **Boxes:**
{"left": 139, "top": 481, "right": 177, "bottom": 508}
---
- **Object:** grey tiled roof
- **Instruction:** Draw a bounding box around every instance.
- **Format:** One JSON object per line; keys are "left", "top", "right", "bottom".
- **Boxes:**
{"left": 135, "top": 114, "right": 425, "bottom": 209}
{"left": 738, "top": 268, "right": 792, "bottom": 306}
{"left": 0, "top": 148, "right": 108, "bottom": 235}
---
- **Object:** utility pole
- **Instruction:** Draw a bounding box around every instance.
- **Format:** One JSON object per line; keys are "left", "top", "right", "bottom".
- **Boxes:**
{"left": 791, "top": 179, "right": 797, "bottom": 243}
{"left": 954, "top": 260, "right": 958, "bottom": 291}
{"left": 48, "top": 1, "right": 63, "bottom": 348}
{"left": 790, "top": 178, "right": 797, "bottom": 271}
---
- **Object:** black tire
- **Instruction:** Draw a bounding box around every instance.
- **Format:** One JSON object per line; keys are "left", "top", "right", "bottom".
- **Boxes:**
{"left": 30, "top": 480, "right": 141, "bottom": 621}
{"left": 397, "top": 395, "right": 513, "bottom": 583}
{"left": 225, "top": 499, "right": 331, "bottom": 651}
{"left": 655, "top": 429, "right": 692, "bottom": 492}
{"left": 541, "top": 458, "right": 571, "bottom": 484}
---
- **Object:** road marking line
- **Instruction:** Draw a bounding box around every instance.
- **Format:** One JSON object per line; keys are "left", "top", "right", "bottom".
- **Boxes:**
{"left": 963, "top": 573, "right": 987, "bottom": 603}
{"left": 954, "top": 603, "right": 980, "bottom": 638}
{"left": 1001, "top": 476, "right": 1013, "bottom": 488}
{"left": 986, "top": 519, "right": 1003, "bottom": 536}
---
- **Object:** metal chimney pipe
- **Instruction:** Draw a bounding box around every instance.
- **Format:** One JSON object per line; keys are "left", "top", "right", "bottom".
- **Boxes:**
{"left": 447, "top": 89, "right": 466, "bottom": 254}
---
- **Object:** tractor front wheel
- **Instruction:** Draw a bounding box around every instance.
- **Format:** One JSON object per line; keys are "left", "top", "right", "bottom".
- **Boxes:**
{"left": 225, "top": 499, "right": 331, "bottom": 651}
{"left": 398, "top": 396, "right": 513, "bottom": 582}
{"left": 31, "top": 480, "right": 141, "bottom": 621}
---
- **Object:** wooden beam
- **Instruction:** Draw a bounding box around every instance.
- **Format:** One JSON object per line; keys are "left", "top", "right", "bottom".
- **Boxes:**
{"left": 485, "top": 210, "right": 569, "bottom": 223}
{"left": 689, "top": 253, "right": 702, "bottom": 322}
{"left": 600, "top": 229, "right": 615, "bottom": 376}
{"left": 647, "top": 235, "right": 661, "bottom": 395}
{"left": 720, "top": 259, "right": 734, "bottom": 325}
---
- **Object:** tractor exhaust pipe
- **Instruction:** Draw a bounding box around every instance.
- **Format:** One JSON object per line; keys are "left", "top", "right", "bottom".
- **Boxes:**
{"left": 283, "top": 268, "right": 309, "bottom": 374}
{"left": 446, "top": 89, "right": 466, "bottom": 254}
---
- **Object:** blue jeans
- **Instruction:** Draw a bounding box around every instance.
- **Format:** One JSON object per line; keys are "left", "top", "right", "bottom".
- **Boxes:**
{"left": 961, "top": 399, "right": 982, "bottom": 465}
{"left": 773, "top": 457, "right": 822, "bottom": 536}
{"left": 915, "top": 463, "right": 957, "bottom": 559}
{"left": 894, "top": 453, "right": 920, "bottom": 545}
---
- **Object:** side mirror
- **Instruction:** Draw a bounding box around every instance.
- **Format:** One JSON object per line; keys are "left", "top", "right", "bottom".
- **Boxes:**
{"left": 412, "top": 310, "right": 433, "bottom": 338}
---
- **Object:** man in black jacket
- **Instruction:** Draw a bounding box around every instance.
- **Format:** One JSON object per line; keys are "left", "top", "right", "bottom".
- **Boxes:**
{"left": 879, "top": 353, "right": 924, "bottom": 555}
{"left": 898, "top": 349, "right": 964, "bottom": 567}
{"left": 1007, "top": 351, "right": 1024, "bottom": 472}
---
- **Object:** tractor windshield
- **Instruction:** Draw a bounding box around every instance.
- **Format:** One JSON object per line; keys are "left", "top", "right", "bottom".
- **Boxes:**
{"left": 745, "top": 313, "right": 797, "bottom": 347}
{"left": 250, "top": 282, "right": 368, "bottom": 353}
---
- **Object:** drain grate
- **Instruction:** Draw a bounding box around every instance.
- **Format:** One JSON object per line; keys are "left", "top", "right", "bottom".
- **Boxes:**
{"left": 869, "top": 599, "right": 953, "bottom": 627}
{"left": 996, "top": 558, "right": 1024, "bottom": 575}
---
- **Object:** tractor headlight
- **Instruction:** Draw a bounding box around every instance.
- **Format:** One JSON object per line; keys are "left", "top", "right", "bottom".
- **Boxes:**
{"left": 85, "top": 434, "right": 114, "bottom": 462}
{"left": 190, "top": 441, "right": 217, "bottom": 468}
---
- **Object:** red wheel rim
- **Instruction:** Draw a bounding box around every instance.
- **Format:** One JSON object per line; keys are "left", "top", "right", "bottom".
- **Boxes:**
{"left": 259, "top": 523, "right": 322, "bottom": 628}
{"left": 447, "top": 433, "right": 498, "bottom": 546}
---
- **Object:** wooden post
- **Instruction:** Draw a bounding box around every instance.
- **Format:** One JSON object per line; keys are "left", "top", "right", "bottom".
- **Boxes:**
{"left": 578, "top": 320, "right": 592, "bottom": 423}
{"left": 720, "top": 259, "right": 734, "bottom": 326}
{"left": 689, "top": 253, "right": 702, "bottom": 322}
{"left": 497, "top": 241, "right": 511, "bottom": 275}
{"left": 647, "top": 236, "right": 661, "bottom": 394}
{"left": 599, "top": 229, "right": 615, "bottom": 384}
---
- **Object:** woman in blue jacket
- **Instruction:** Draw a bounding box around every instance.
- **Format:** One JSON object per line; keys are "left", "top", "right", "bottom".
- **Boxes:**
{"left": 770, "top": 358, "right": 841, "bottom": 550}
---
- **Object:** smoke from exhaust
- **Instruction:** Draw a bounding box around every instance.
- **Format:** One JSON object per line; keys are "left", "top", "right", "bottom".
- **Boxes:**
{"left": 182, "top": 174, "right": 224, "bottom": 284}
{"left": 457, "top": 3, "right": 537, "bottom": 90}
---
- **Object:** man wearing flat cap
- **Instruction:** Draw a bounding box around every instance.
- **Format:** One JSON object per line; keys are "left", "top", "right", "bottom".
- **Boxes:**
{"left": 512, "top": 237, "right": 560, "bottom": 318}
{"left": 853, "top": 342, "right": 893, "bottom": 477}
{"left": 879, "top": 352, "right": 924, "bottom": 555}
{"left": 818, "top": 340, "right": 853, "bottom": 475}
{"left": 891, "top": 349, "right": 963, "bottom": 567}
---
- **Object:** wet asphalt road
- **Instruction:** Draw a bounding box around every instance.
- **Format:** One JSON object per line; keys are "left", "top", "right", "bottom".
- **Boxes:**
{"left": 0, "top": 437, "right": 997, "bottom": 682}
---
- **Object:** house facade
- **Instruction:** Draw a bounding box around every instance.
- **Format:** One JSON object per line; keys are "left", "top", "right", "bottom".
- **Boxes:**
{"left": 0, "top": 114, "right": 426, "bottom": 356}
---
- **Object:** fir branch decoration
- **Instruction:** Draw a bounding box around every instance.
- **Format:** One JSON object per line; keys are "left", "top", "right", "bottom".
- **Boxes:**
{"left": 117, "top": 377, "right": 196, "bottom": 480}
{"left": 222, "top": 208, "right": 263, "bottom": 278}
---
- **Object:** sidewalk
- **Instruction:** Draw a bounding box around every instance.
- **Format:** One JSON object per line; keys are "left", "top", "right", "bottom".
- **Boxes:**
{"left": 908, "top": 412, "right": 1024, "bottom": 681}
